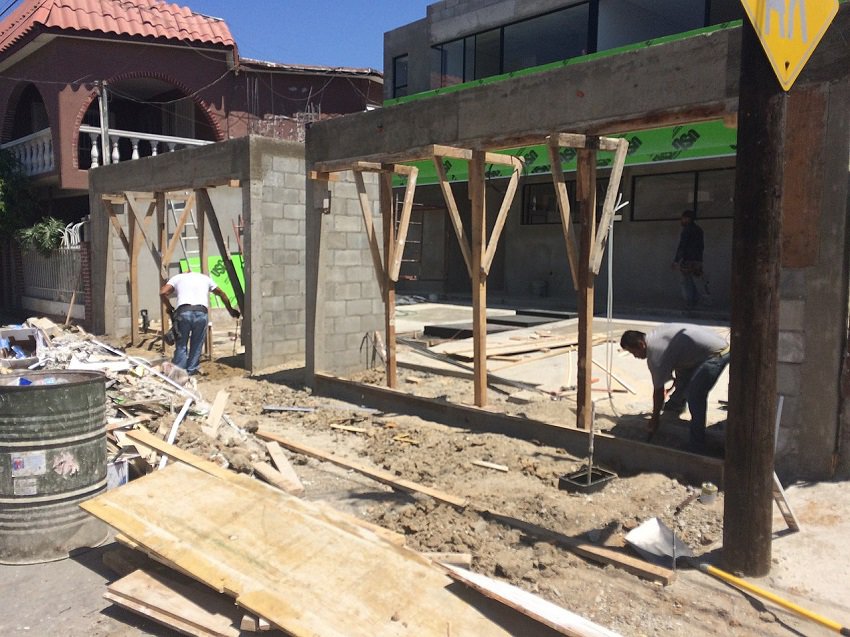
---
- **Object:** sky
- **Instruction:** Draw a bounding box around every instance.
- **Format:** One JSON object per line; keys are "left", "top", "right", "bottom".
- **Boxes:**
{"left": 176, "top": 1, "right": 433, "bottom": 70}
{"left": 0, "top": 0, "right": 433, "bottom": 70}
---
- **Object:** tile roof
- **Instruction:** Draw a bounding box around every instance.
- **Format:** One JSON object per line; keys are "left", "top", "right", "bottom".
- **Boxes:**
{"left": 0, "top": 0, "right": 236, "bottom": 54}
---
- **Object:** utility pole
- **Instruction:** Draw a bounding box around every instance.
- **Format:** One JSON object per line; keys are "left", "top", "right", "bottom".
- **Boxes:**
{"left": 97, "top": 80, "right": 110, "bottom": 165}
{"left": 722, "top": 19, "right": 784, "bottom": 576}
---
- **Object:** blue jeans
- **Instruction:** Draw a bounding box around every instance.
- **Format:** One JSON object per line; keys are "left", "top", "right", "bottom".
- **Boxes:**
{"left": 172, "top": 309, "right": 208, "bottom": 375}
{"left": 680, "top": 271, "right": 700, "bottom": 308}
{"left": 685, "top": 351, "right": 730, "bottom": 450}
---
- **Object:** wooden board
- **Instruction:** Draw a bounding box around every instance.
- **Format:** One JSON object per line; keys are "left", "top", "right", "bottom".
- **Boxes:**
{"left": 252, "top": 461, "right": 304, "bottom": 496}
{"left": 264, "top": 441, "right": 305, "bottom": 495}
{"left": 106, "top": 569, "right": 241, "bottom": 637}
{"left": 256, "top": 430, "right": 467, "bottom": 508}
{"left": 125, "top": 429, "right": 402, "bottom": 547}
{"left": 82, "top": 463, "right": 511, "bottom": 637}
{"left": 444, "top": 565, "right": 623, "bottom": 637}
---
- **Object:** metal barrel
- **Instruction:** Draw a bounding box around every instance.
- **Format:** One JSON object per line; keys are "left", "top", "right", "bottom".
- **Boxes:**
{"left": 0, "top": 370, "right": 109, "bottom": 564}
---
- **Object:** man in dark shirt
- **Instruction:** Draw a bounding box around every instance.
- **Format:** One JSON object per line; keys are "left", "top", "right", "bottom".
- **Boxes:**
{"left": 672, "top": 209, "right": 704, "bottom": 309}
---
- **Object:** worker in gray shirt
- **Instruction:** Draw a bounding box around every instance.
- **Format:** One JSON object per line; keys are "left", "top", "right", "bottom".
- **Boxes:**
{"left": 620, "top": 324, "right": 730, "bottom": 452}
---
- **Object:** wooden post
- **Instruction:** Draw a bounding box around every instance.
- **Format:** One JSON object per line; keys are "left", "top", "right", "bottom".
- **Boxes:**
{"left": 196, "top": 189, "right": 244, "bottom": 311}
{"left": 156, "top": 192, "right": 167, "bottom": 353}
{"left": 198, "top": 194, "right": 208, "bottom": 275}
{"left": 470, "top": 151, "right": 487, "bottom": 407}
{"left": 128, "top": 202, "right": 141, "bottom": 346}
{"left": 380, "top": 173, "right": 397, "bottom": 388}
{"left": 722, "top": 21, "right": 784, "bottom": 576}
{"left": 575, "top": 148, "right": 597, "bottom": 430}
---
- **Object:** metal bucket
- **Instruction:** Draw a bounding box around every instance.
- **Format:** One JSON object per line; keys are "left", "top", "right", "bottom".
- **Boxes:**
{"left": 0, "top": 370, "right": 109, "bottom": 564}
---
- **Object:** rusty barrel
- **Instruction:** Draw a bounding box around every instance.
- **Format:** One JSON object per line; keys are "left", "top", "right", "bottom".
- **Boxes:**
{"left": 0, "top": 370, "right": 109, "bottom": 564}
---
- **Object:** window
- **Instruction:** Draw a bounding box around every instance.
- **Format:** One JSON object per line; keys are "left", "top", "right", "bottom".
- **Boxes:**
{"left": 392, "top": 55, "right": 409, "bottom": 98}
{"left": 432, "top": 4, "right": 591, "bottom": 87}
{"left": 521, "top": 179, "right": 611, "bottom": 225}
{"left": 631, "top": 169, "right": 735, "bottom": 221}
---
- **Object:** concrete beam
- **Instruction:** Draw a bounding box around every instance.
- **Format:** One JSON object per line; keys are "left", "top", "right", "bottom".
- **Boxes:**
{"left": 314, "top": 374, "right": 723, "bottom": 487}
{"left": 308, "top": 8, "right": 850, "bottom": 165}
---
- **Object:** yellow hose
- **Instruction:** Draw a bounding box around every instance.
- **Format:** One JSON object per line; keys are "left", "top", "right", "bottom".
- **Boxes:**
{"left": 700, "top": 563, "right": 850, "bottom": 635}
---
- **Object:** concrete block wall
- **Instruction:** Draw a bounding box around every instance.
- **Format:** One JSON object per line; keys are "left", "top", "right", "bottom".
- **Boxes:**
{"left": 244, "top": 137, "right": 308, "bottom": 372}
{"left": 306, "top": 171, "right": 384, "bottom": 380}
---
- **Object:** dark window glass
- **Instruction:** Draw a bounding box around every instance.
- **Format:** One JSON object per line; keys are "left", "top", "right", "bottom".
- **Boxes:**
{"left": 504, "top": 4, "right": 590, "bottom": 73}
{"left": 708, "top": 0, "right": 743, "bottom": 24}
{"left": 440, "top": 39, "right": 465, "bottom": 86}
{"left": 522, "top": 179, "right": 610, "bottom": 225}
{"left": 474, "top": 28, "right": 501, "bottom": 79}
{"left": 393, "top": 55, "right": 409, "bottom": 97}
{"left": 631, "top": 169, "right": 735, "bottom": 221}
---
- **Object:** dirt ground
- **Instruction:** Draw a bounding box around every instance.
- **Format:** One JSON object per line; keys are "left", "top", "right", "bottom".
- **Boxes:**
{"left": 3, "top": 332, "right": 849, "bottom": 637}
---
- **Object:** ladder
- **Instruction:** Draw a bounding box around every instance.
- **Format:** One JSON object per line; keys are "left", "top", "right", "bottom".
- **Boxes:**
{"left": 167, "top": 197, "right": 200, "bottom": 270}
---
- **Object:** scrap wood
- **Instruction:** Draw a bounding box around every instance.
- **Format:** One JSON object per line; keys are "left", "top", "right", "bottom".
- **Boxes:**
{"left": 106, "top": 414, "right": 151, "bottom": 431}
{"left": 126, "top": 429, "right": 402, "bottom": 547}
{"left": 262, "top": 405, "right": 315, "bottom": 413}
{"left": 420, "top": 552, "right": 473, "bottom": 568}
{"left": 105, "top": 568, "right": 241, "bottom": 637}
{"left": 202, "top": 390, "right": 230, "bottom": 438}
{"left": 81, "top": 463, "right": 513, "bottom": 637}
{"left": 264, "top": 441, "right": 305, "bottom": 496}
{"left": 253, "top": 431, "right": 672, "bottom": 584}
{"left": 442, "top": 565, "right": 624, "bottom": 637}
{"left": 483, "top": 510, "right": 675, "bottom": 585}
{"left": 393, "top": 433, "right": 420, "bottom": 445}
{"left": 329, "top": 424, "right": 370, "bottom": 434}
{"left": 255, "top": 430, "right": 468, "bottom": 508}
{"left": 252, "top": 461, "right": 304, "bottom": 496}
{"left": 471, "top": 460, "right": 509, "bottom": 472}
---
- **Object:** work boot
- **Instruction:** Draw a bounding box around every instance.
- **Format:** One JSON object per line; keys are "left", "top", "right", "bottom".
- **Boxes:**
{"left": 663, "top": 401, "right": 686, "bottom": 416}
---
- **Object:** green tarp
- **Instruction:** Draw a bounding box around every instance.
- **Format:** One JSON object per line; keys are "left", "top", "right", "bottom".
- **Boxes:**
{"left": 178, "top": 255, "right": 244, "bottom": 308}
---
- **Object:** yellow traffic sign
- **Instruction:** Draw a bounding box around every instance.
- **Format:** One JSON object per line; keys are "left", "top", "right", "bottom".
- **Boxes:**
{"left": 740, "top": 0, "right": 838, "bottom": 90}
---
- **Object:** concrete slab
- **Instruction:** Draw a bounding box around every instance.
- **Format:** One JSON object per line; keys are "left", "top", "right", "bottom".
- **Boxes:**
{"left": 394, "top": 301, "right": 515, "bottom": 335}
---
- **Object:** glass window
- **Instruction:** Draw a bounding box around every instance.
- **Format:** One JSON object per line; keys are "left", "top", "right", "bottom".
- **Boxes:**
{"left": 440, "top": 39, "right": 465, "bottom": 87}
{"left": 504, "top": 5, "right": 590, "bottom": 73}
{"left": 522, "top": 179, "right": 610, "bottom": 225}
{"left": 632, "top": 173, "right": 695, "bottom": 221}
{"left": 631, "top": 169, "right": 735, "bottom": 221}
{"left": 392, "top": 55, "right": 409, "bottom": 97}
{"left": 474, "top": 28, "right": 501, "bottom": 79}
{"left": 708, "top": 0, "right": 743, "bottom": 24}
{"left": 695, "top": 169, "right": 735, "bottom": 218}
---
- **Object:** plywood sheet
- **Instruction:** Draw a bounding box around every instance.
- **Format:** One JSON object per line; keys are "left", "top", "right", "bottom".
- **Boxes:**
{"left": 82, "top": 463, "right": 511, "bottom": 637}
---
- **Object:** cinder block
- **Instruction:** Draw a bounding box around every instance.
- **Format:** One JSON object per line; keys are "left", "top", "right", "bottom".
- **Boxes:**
{"left": 272, "top": 156, "right": 303, "bottom": 174}
{"left": 283, "top": 203, "right": 303, "bottom": 220}
{"left": 346, "top": 299, "right": 373, "bottom": 316}
{"left": 779, "top": 269, "right": 807, "bottom": 300}
{"left": 777, "top": 362, "right": 801, "bottom": 397}
{"left": 778, "top": 330, "right": 805, "bottom": 364}
{"left": 285, "top": 235, "right": 305, "bottom": 251}
{"left": 334, "top": 250, "right": 363, "bottom": 267}
{"left": 332, "top": 215, "right": 362, "bottom": 233}
{"left": 261, "top": 201, "right": 284, "bottom": 219}
{"left": 779, "top": 299, "right": 805, "bottom": 331}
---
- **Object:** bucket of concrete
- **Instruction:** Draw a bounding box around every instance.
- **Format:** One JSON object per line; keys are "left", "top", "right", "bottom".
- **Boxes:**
{"left": 625, "top": 517, "right": 693, "bottom": 567}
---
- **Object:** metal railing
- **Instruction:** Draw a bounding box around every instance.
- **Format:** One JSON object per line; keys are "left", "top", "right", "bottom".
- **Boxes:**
{"left": 21, "top": 248, "right": 83, "bottom": 303}
{"left": 0, "top": 128, "right": 54, "bottom": 176}
{"left": 78, "top": 125, "right": 213, "bottom": 168}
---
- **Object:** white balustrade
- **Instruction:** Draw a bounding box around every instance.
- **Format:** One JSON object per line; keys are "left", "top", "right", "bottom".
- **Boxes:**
{"left": 0, "top": 128, "right": 54, "bottom": 176}
{"left": 78, "top": 125, "right": 212, "bottom": 169}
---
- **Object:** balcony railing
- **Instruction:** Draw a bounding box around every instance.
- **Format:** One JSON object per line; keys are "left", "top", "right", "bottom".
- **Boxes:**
{"left": 78, "top": 125, "right": 213, "bottom": 168}
{"left": 0, "top": 128, "right": 54, "bottom": 176}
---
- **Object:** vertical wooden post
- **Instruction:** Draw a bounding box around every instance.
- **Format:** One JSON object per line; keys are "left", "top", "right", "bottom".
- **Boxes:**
{"left": 380, "top": 172, "right": 397, "bottom": 388}
{"left": 128, "top": 200, "right": 141, "bottom": 346}
{"left": 198, "top": 194, "right": 208, "bottom": 276}
{"left": 722, "top": 21, "right": 784, "bottom": 576}
{"left": 156, "top": 192, "right": 167, "bottom": 353}
{"left": 470, "top": 151, "right": 487, "bottom": 407}
{"left": 575, "top": 148, "right": 597, "bottom": 430}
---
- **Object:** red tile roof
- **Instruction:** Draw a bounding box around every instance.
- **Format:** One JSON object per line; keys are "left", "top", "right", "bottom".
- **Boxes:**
{"left": 0, "top": 0, "right": 236, "bottom": 54}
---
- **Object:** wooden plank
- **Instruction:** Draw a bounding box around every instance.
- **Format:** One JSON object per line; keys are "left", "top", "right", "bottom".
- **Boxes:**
{"left": 106, "top": 569, "right": 241, "bottom": 637}
{"left": 443, "top": 565, "right": 624, "bottom": 637}
{"left": 125, "top": 193, "right": 163, "bottom": 272}
{"left": 471, "top": 460, "right": 509, "bottom": 472}
{"left": 353, "top": 170, "right": 386, "bottom": 297}
{"left": 202, "top": 390, "right": 229, "bottom": 438}
{"left": 196, "top": 188, "right": 244, "bottom": 311}
{"left": 158, "top": 398, "right": 193, "bottom": 470}
{"left": 82, "top": 463, "right": 510, "bottom": 637}
{"left": 547, "top": 142, "right": 579, "bottom": 290}
{"left": 432, "top": 155, "right": 473, "bottom": 278}
{"left": 127, "top": 429, "right": 402, "bottom": 547}
{"left": 103, "top": 199, "right": 131, "bottom": 255}
{"left": 264, "top": 441, "right": 305, "bottom": 496}
{"left": 470, "top": 150, "right": 488, "bottom": 407}
{"left": 380, "top": 172, "right": 397, "bottom": 389}
{"left": 252, "top": 461, "right": 303, "bottom": 496}
{"left": 256, "top": 430, "right": 467, "bottom": 508}
{"left": 481, "top": 156, "right": 523, "bottom": 274}
{"left": 575, "top": 148, "right": 596, "bottom": 431}
{"left": 550, "top": 133, "right": 621, "bottom": 152}
{"left": 420, "top": 552, "right": 473, "bottom": 568}
{"left": 389, "top": 165, "right": 418, "bottom": 282}
{"left": 590, "top": 138, "right": 629, "bottom": 274}
{"left": 482, "top": 510, "right": 674, "bottom": 586}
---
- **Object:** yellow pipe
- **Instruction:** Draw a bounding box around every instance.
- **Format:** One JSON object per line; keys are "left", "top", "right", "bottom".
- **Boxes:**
{"left": 700, "top": 564, "right": 850, "bottom": 635}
